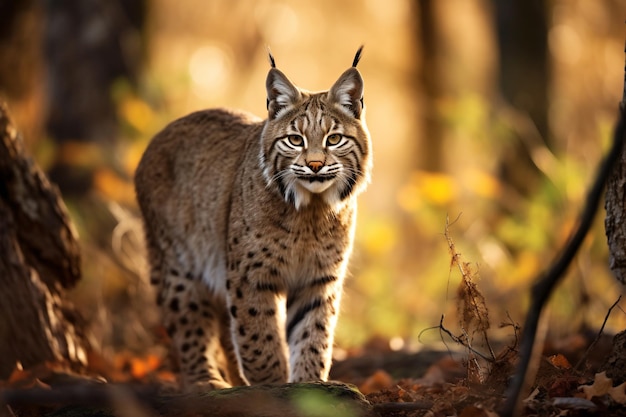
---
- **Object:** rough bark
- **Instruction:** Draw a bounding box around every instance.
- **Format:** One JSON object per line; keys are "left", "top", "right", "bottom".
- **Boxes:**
{"left": 0, "top": 101, "right": 87, "bottom": 379}
{"left": 601, "top": 38, "right": 626, "bottom": 385}
{"left": 605, "top": 137, "right": 626, "bottom": 285}
{"left": 605, "top": 42, "right": 626, "bottom": 285}
{"left": 600, "top": 331, "right": 626, "bottom": 385}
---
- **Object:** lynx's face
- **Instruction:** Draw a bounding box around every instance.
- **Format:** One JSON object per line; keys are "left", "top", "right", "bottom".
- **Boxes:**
{"left": 260, "top": 52, "right": 372, "bottom": 210}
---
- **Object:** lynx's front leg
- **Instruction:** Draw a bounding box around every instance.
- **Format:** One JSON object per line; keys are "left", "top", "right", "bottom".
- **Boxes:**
{"left": 286, "top": 275, "right": 343, "bottom": 382}
{"left": 226, "top": 267, "right": 290, "bottom": 384}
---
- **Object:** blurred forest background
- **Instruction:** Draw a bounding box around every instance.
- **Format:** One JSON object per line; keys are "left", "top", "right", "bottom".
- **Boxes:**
{"left": 1, "top": 0, "right": 624, "bottom": 364}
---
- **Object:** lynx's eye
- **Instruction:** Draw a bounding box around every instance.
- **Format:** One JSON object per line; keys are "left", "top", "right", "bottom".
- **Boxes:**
{"left": 326, "top": 134, "right": 342, "bottom": 146}
{"left": 287, "top": 135, "right": 304, "bottom": 147}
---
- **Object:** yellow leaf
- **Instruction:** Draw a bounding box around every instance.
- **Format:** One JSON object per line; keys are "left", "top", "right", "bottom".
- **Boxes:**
{"left": 415, "top": 171, "right": 457, "bottom": 205}
{"left": 463, "top": 169, "right": 501, "bottom": 199}
{"left": 120, "top": 97, "right": 154, "bottom": 132}
{"left": 397, "top": 170, "right": 458, "bottom": 208}
{"left": 123, "top": 141, "right": 148, "bottom": 176}
{"left": 93, "top": 168, "right": 136, "bottom": 205}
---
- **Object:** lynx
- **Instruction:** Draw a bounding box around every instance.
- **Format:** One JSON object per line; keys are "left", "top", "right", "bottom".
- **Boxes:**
{"left": 134, "top": 48, "right": 372, "bottom": 390}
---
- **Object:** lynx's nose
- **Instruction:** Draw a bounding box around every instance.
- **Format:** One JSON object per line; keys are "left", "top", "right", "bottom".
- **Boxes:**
{"left": 307, "top": 161, "right": 324, "bottom": 173}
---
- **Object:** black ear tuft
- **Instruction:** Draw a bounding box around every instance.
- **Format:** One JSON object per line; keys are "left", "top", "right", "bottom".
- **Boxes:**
{"left": 267, "top": 46, "right": 276, "bottom": 68}
{"left": 352, "top": 45, "right": 364, "bottom": 68}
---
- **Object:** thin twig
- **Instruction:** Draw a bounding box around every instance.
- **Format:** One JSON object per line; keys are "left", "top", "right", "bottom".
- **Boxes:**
{"left": 499, "top": 107, "right": 626, "bottom": 417}
{"left": 482, "top": 326, "right": 497, "bottom": 362}
{"left": 444, "top": 213, "right": 463, "bottom": 303}
{"left": 574, "top": 295, "right": 622, "bottom": 371}
{"left": 498, "top": 312, "right": 521, "bottom": 359}
{"left": 437, "top": 315, "right": 494, "bottom": 363}
{"left": 444, "top": 221, "right": 497, "bottom": 362}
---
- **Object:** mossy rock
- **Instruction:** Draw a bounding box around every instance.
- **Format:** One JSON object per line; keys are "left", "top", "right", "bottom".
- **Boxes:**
{"left": 38, "top": 381, "right": 374, "bottom": 417}
{"left": 164, "top": 381, "right": 374, "bottom": 417}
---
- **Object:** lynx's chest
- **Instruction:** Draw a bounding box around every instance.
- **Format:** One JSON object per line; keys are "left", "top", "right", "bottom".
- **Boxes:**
{"left": 228, "top": 197, "right": 356, "bottom": 292}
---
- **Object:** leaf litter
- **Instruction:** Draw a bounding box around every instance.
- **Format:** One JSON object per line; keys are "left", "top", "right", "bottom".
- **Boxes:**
{"left": 2, "top": 226, "right": 626, "bottom": 416}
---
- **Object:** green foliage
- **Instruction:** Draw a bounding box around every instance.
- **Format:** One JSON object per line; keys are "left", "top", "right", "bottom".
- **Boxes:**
{"left": 291, "top": 386, "right": 361, "bottom": 417}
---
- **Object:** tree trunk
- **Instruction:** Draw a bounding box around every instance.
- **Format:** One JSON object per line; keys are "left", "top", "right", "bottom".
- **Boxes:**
{"left": 415, "top": 0, "right": 444, "bottom": 172}
{"left": 605, "top": 132, "right": 626, "bottom": 284}
{"left": 0, "top": 0, "right": 46, "bottom": 149}
{"left": 43, "top": 0, "right": 147, "bottom": 196}
{"left": 0, "top": 101, "right": 87, "bottom": 379}
{"left": 605, "top": 38, "right": 626, "bottom": 286}
{"left": 493, "top": 0, "right": 549, "bottom": 197}
{"left": 601, "top": 39, "right": 626, "bottom": 385}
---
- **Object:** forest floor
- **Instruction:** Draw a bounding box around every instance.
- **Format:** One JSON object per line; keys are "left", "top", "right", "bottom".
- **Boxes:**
{"left": 2, "top": 331, "right": 626, "bottom": 417}
{"left": 331, "top": 332, "right": 626, "bottom": 417}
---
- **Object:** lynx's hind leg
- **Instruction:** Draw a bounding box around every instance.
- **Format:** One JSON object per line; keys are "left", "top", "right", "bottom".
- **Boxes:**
{"left": 157, "top": 263, "right": 233, "bottom": 391}
{"left": 218, "top": 306, "right": 248, "bottom": 386}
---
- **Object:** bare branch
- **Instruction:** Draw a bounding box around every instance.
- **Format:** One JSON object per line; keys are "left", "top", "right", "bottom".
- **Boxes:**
{"left": 500, "top": 106, "right": 626, "bottom": 417}
{"left": 437, "top": 315, "right": 495, "bottom": 363}
{"left": 575, "top": 295, "right": 622, "bottom": 371}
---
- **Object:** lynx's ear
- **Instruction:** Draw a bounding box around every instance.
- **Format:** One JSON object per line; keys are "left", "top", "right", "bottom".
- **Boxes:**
{"left": 328, "top": 47, "right": 365, "bottom": 118}
{"left": 266, "top": 55, "right": 301, "bottom": 120}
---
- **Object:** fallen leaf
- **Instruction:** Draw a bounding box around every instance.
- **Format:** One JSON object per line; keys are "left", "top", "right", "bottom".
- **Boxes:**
{"left": 415, "top": 356, "right": 464, "bottom": 386}
{"left": 130, "top": 354, "right": 161, "bottom": 379}
{"left": 6, "top": 362, "right": 31, "bottom": 386}
{"left": 548, "top": 354, "right": 571, "bottom": 369}
{"left": 579, "top": 371, "right": 626, "bottom": 404}
{"left": 523, "top": 387, "right": 541, "bottom": 403}
{"left": 359, "top": 369, "right": 394, "bottom": 395}
{"left": 580, "top": 372, "right": 612, "bottom": 399}
{"left": 608, "top": 382, "right": 626, "bottom": 404}
{"left": 548, "top": 375, "right": 582, "bottom": 398}
{"left": 459, "top": 405, "right": 490, "bottom": 417}
{"left": 3, "top": 361, "right": 71, "bottom": 389}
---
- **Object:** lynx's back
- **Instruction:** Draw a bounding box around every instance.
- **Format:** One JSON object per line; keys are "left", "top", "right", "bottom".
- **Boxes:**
{"left": 135, "top": 109, "right": 263, "bottom": 292}
{"left": 135, "top": 48, "right": 372, "bottom": 390}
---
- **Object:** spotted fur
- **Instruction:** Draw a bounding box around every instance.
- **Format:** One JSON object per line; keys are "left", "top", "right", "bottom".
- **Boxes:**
{"left": 135, "top": 48, "right": 372, "bottom": 390}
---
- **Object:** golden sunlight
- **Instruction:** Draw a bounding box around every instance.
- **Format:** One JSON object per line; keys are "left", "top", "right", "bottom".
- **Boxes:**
{"left": 188, "top": 44, "right": 233, "bottom": 98}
